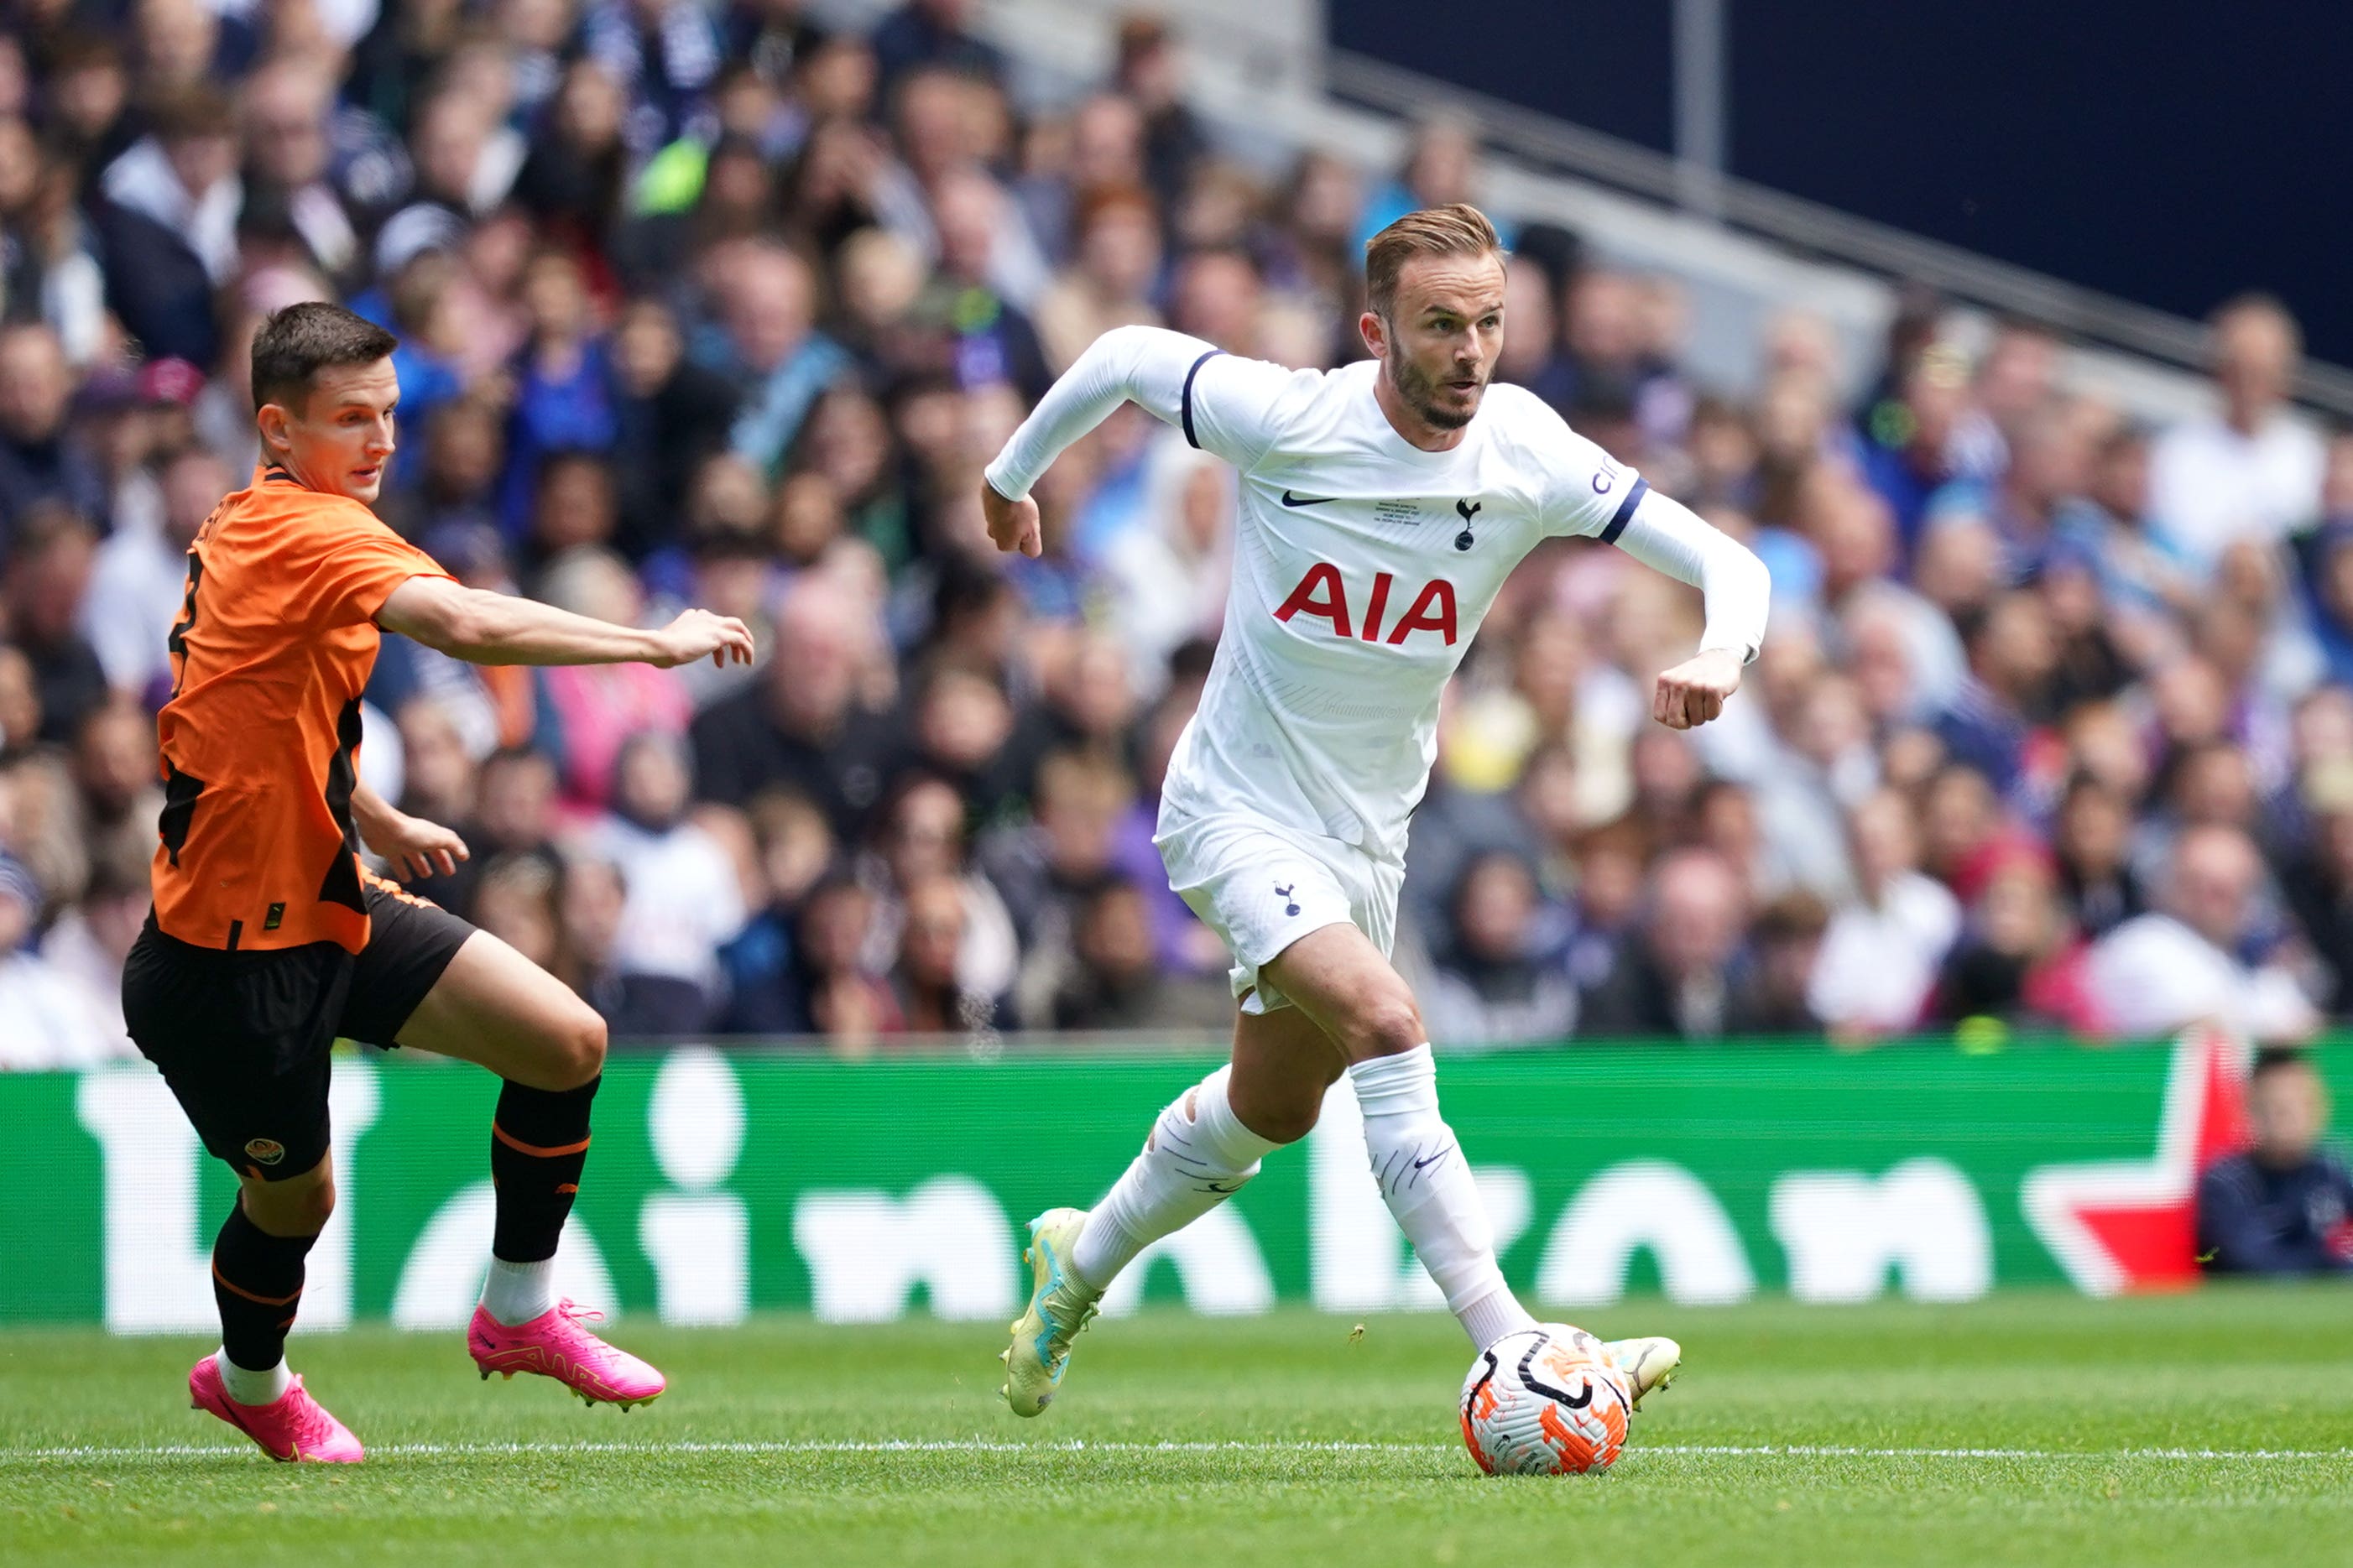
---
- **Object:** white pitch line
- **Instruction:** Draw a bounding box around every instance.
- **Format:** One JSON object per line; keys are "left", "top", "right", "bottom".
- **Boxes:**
{"left": 3, "top": 1439, "right": 2349, "bottom": 1464}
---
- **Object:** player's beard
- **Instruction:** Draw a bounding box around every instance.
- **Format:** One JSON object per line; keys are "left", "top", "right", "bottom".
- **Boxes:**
{"left": 1386, "top": 348, "right": 1484, "bottom": 431}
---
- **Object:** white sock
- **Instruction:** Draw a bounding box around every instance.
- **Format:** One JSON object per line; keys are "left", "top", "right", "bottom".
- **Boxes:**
{"left": 480, "top": 1258, "right": 557, "bottom": 1326}
{"left": 1349, "top": 1044, "right": 1538, "bottom": 1351}
{"left": 215, "top": 1347, "right": 291, "bottom": 1406}
{"left": 1071, "top": 1065, "right": 1283, "bottom": 1289}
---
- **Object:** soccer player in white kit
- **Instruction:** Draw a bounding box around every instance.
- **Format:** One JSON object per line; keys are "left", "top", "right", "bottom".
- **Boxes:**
{"left": 980, "top": 206, "right": 1770, "bottom": 1417}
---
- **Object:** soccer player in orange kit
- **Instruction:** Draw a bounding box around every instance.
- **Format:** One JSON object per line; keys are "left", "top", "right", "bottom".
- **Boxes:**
{"left": 123, "top": 303, "right": 754, "bottom": 1461}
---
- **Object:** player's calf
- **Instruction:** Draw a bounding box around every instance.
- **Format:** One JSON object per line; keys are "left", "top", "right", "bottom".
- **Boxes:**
{"left": 398, "top": 934, "right": 621, "bottom": 1331}
{"left": 1072, "top": 1064, "right": 1284, "bottom": 1288}
{"left": 1349, "top": 1044, "right": 1537, "bottom": 1350}
{"left": 480, "top": 1071, "right": 602, "bottom": 1326}
{"left": 195, "top": 1167, "right": 357, "bottom": 1461}
{"left": 205, "top": 1159, "right": 336, "bottom": 1418}
{"left": 1268, "top": 928, "right": 1541, "bottom": 1352}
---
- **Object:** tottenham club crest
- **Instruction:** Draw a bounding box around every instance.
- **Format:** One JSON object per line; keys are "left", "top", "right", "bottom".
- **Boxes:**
{"left": 1453, "top": 498, "right": 1481, "bottom": 551}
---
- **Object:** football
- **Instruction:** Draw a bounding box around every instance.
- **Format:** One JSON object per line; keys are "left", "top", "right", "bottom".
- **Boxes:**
{"left": 1458, "top": 1324, "right": 1634, "bottom": 1475}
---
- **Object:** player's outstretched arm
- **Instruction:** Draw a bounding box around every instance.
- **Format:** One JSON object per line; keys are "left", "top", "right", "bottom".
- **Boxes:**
{"left": 1608, "top": 487, "right": 1771, "bottom": 731}
{"left": 980, "top": 323, "right": 1227, "bottom": 555}
{"left": 377, "top": 576, "right": 754, "bottom": 670}
{"left": 352, "top": 780, "right": 468, "bottom": 881}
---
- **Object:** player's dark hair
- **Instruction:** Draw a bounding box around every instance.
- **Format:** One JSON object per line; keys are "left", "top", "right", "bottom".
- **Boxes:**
{"left": 2251, "top": 1046, "right": 2311, "bottom": 1080}
{"left": 1364, "top": 202, "right": 1502, "bottom": 320}
{"left": 250, "top": 302, "right": 399, "bottom": 415}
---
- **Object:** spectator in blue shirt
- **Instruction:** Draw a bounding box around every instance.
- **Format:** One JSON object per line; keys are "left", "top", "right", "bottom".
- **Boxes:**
{"left": 501, "top": 247, "right": 618, "bottom": 538}
{"left": 2198, "top": 1048, "right": 2353, "bottom": 1275}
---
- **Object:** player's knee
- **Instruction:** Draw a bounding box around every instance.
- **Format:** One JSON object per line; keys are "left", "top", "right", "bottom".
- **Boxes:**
{"left": 244, "top": 1173, "right": 335, "bottom": 1237}
{"left": 555, "top": 1006, "right": 608, "bottom": 1088}
{"left": 1347, "top": 988, "right": 1427, "bottom": 1060}
{"left": 1242, "top": 1092, "right": 1322, "bottom": 1145}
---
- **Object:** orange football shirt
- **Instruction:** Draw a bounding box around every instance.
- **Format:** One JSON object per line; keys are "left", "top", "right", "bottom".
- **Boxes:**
{"left": 150, "top": 464, "right": 452, "bottom": 953}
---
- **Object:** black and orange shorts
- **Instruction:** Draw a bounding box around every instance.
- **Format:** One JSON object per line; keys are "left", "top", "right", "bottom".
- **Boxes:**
{"left": 122, "top": 880, "right": 475, "bottom": 1180}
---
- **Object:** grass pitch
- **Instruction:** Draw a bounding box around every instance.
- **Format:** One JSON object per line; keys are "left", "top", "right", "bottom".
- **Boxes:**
{"left": 2, "top": 1287, "right": 2350, "bottom": 1567}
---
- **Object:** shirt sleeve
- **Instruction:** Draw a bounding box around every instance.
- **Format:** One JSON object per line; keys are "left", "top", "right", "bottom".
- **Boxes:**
{"left": 984, "top": 325, "right": 1305, "bottom": 497}
{"left": 300, "top": 516, "right": 454, "bottom": 628}
{"left": 1180, "top": 349, "right": 1310, "bottom": 472}
{"left": 1599, "top": 486, "right": 1773, "bottom": 664}
{"left": 1534, "top": 405, "right": 1646, "bottom": 541}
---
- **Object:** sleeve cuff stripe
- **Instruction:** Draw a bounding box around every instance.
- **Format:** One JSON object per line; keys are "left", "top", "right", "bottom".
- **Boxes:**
{"left": 1180, "top": 349, "right": 1225, "bottom": 449}
{"left": 1598, "top": 476, "right": 1649, "bottom": 545}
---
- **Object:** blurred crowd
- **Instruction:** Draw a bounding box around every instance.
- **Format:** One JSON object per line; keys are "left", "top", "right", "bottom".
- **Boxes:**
{"left": 0, "top": 0, "right": 2349, "bottom": 1064}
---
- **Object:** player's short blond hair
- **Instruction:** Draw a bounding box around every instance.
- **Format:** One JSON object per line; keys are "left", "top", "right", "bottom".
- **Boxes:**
{"left": 1364, "top": 203, "right": 1502, "bottom": 320}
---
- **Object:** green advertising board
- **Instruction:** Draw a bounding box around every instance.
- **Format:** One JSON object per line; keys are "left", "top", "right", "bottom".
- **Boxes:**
{"left": 2, "top": 1032, "right": 2344, "bottom": 1330}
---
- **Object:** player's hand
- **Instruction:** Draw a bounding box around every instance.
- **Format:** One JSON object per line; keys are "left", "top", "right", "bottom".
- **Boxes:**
{"left": 368, "top": 812, "right": 470, "bottom": 882}
{"left": 1652, "top": 648, "right": 1744, "bottom": 730}
{"left": 650, "top": 609, "right": 756, "bottom": 669}
{"left": 980, "top": 477, "right": 1041, "bottom": 558}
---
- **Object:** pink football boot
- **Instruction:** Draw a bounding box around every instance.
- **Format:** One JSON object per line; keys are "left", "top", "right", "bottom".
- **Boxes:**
{"left": 189, "top": 1355, "right": 364, "bottom": 1463}
{"left": 468, "top": 1300, "right": 667, "bottom": 1410}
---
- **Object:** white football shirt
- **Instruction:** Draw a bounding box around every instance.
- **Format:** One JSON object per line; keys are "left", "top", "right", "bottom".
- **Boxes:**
{"left": 986, "top": 326, "right": 1767, "bottom": 865}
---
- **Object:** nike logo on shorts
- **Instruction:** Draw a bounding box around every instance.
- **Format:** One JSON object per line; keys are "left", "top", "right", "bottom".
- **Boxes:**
{"left": 1281, "top": 491, "right": 1335, "bottom": 508}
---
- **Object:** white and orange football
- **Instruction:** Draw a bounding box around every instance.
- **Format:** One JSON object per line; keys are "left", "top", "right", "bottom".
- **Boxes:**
{"left": 1459, "top": 1324, "right": 1633, "bottom": 1476}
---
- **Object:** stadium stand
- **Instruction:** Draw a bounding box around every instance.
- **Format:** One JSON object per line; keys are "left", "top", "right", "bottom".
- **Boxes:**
{"left": 0, "top": 0, "right": 2345, "bottom": 1060}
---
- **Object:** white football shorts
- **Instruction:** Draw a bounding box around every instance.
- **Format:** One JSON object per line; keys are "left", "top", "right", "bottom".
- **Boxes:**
{"left": 1154, "top": 804, "right": 1404, "bottom": 1015}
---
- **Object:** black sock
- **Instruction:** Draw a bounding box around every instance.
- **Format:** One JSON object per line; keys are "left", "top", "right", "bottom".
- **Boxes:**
{"left": 212, "top": 1202, "right": 318, "bottom": 1373}
{"left": 491, "top": 1076, "right": 600, "bottom": 1263}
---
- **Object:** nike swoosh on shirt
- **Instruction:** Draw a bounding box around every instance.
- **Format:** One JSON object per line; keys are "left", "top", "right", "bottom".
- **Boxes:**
{"left": 1280, "top": 491, "right": 1336, "bottom": 508}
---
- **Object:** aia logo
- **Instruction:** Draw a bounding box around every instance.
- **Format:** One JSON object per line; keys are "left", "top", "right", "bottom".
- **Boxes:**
{"left": 1274, "top": 564, "right": 1458, "bottom": 646}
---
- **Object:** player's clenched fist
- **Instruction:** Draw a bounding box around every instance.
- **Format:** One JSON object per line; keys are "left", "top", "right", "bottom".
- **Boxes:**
{"left": 981, "top": 477, "right": 1042, "bottom": 558}
{"left": 1652, "top": 648, "right": 1744, "bottom": 730}
{"left": 650, "top": 608, "right": 757, "bottom": 669}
